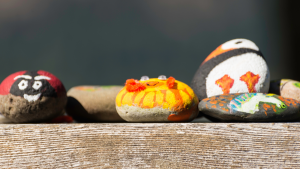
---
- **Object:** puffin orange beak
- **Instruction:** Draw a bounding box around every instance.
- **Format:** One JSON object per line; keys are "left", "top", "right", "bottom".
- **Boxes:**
{"left": 201, "top": 45, "right": 234, "bottom": 65}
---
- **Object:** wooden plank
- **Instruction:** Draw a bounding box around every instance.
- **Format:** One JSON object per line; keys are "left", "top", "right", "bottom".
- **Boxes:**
{"left": 0, "top": 123, "right": 299, "bottom": 168}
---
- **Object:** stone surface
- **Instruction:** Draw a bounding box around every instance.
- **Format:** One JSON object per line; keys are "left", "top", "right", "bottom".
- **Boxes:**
{"left": 0, "top": 70, "right": 67, "bottom": 123}
{"left": 66, "top": 85, "right": 125, "bottom": 122}
{"left": 191, "top": 38, "right": 270, "bottom": 101}
{"left": 269, "top": 79, "right": 300, "bottom": 101}
{"left": 116, "top": 76, "right": 199, "bottom": 122}
{"left": 199, "top": 93, "right": 300, "bottom": 122}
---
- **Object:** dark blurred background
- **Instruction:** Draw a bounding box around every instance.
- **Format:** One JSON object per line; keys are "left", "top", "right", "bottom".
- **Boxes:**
{"left": 0, "top": 0, "right": 297, "bottom": 90}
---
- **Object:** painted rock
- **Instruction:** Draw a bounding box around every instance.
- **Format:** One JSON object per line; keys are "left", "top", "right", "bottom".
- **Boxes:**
{"left": 65, "top": 85, "right": 125, "bottom": 122}
{"left": 199, "top": 93, "right": 300, "bottom": 122}
{"left": 269, "top": 79, "right": 300, "bottom": 101}
{"left": 116, "top": 75, "right": 199, "bottom": 122}
{"left": 191, "top": 38, "right": 270, "bottom": 101}
{"left": 0, "top": 70, "right": 67, "bottom": 123}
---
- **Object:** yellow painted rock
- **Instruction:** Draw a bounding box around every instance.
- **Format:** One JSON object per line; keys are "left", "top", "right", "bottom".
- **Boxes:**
{"left": 115, "top": 75, "right": 199, "bottom": 122}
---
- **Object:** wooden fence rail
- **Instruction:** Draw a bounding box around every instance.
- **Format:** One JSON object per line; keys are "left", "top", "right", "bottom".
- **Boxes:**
{"left": 0, "top": 123, "right": 299, "bottom": 168}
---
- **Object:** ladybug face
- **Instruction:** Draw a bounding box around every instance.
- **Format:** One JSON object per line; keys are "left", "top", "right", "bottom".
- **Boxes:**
{"left": 10, "top": 71, "right": 56, "bottom": 102}
{"left": 0, "top": 70, "right": 66, "bottom": 102}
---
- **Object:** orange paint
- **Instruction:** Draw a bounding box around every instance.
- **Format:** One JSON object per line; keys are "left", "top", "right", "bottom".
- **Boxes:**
{"left": 131, "top": 92, "right": 139, "bottom": 103}
{"left": 210, "top": 100, "right": 217, "bottom": 104}
{"left": 139, "top": 92, "right": 149, "bottom": 107}
{"left": 264, "top": 111, "right": 267, "bottom": 116}
{"left": 160, "top": 90, "right": 167, "bottom": 102}
{"left": 219, "top": 103, "right": 224, "bottom": 106}
{"left": 240, "top": 71, "right": 260, "bottom": 93}
{"left": 167, "top": 77, "right": 176, "bottom": 89}
{"left": 263, "top": 104, "right": 271, "bottom": 111}
{"left": 125, "top": 79, "right": 146, "bottom": 92}
{"left": 222, "top": 108, "right": 229, "bottom": 112}
{"left": 201, "top": 45, "right": 233, "bottom": 65}
{"left": 167, "top": 105, "right": 197, "bottom": 122}
{"left": 277, "top": 96, "right": 300, "bottom": 107}
{"left": 182, "top": 88, "right": 192, "bottom": 100}
{"left": 120, "top": 91, "right": 128, "bottom": 103}
{"left": 216, "top": 75, "right": 234, "bottom": 94}
{"left": 212, "top": 105, "right": 217, "bottom": 108}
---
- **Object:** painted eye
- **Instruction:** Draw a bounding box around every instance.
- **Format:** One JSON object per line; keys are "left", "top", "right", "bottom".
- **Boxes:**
{"left": 281, "top": 104, "right": 286, "bottom": 108}
{"left": 18, "top": 80, "right": 28, "bottom": 90}
{"left": 32, "top": 81, "right": 42, "bottom": 90}
{"left": 140, "top": 76, "right": 149, "bottom": 81}
{"left": 158, "top": 75, "right": 167, "bottom": 80}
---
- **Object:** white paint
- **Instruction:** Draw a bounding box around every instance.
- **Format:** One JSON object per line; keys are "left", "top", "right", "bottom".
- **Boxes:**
{"left": 34, "top": 75, "right": 51, "bottom": 80}
{"left": 24, "top": 93, "right": 41, "bottom": 102}
{"left": 32, "top": 81, "right": 42, "bottom": 90}
{"left": 230, "top": 93, "right": 284, "bottom": 114}
{"left": 221, "top": 39, "right": 259, "bottom": 51}
{"left": 14, "top": 75, "right": 32, "bottom": 80}
{"left": 18, "top": 80, "right": 28, "bottom": 90}
{"left": 206, "top": 53, "right": 270, "bottom": 97}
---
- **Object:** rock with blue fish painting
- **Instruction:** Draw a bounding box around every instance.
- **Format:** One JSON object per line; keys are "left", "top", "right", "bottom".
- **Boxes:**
{"left": 199, "top": 93, "right": 300, "bottom": 122}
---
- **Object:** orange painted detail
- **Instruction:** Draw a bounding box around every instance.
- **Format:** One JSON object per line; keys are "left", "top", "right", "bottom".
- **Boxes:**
{"left": 201, "top": 45, "right": 234, "bottom": 65}
{"left": 216, "top": 75, "right": 234, "bottom": 94}
{"left": 131, "top": 92, "right": 139, "bottom": 103}
{"left": 219, "top": 103, "right": 224, "bottom": 106}
{"left": 167, "top": 77, "right": 176, "bottom": 89}
{"left": 271, "top": 105, "right": 277, "bottom": 112}
{"left": 240, "top": 71, "right": 260, "bottom": 93}
{"left": 210, "top": 100, "right": 217, "bottom": 104}
{"left": 263, "top": 104, "right": 271, "bottom": 111}
{"left": 222, "top": 108, "right": 229, "bottom": 112}
{"left": 264, "top": 111, "right": 267, "bottom": 116}
{"left": 278, "top": 96, "right": 300, "bottom": 107}
{"left": 125, "top": 79, "right": 146, "bottom": 92}
{"left": 161, "top": 90, "right": 167, "bottom": 102}
{"left": 139, "top": 92, "right": 149, "bottom": 107}
{"left": 167, "top": 104, "right": 198, "bottom": 122}
{"left": 120, "top": 91, "right": 128, "bottom": 103}
{"left": 212, "top": 105, "right": 217, "bottom": 108}
{"left": 182, "top": 88, "right": 192, "bottom": 100}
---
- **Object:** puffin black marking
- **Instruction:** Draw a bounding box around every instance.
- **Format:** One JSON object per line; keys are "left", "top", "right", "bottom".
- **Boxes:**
{"left": 191, "top": 48, "right": 264, "bottom": 101}
{"left": 10, "top": 71, "right": 57, "bottom": 99}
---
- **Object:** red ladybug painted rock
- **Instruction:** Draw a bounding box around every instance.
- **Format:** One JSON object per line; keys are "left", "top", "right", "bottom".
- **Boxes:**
{"left": 0, "top": 70, "right": 67, "bottom": 122}
{"left": 191, "top": 38, "right": 270, "bottom": 101}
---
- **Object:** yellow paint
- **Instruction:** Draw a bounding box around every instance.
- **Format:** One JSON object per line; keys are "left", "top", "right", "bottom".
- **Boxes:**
{"left": 116, "top": 78, "right": 198, "bottom": 111}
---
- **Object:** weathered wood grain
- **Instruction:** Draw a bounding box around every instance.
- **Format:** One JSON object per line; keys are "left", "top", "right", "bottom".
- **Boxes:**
{"left": 0, "top": 123, "right": 299, "bottom": 168}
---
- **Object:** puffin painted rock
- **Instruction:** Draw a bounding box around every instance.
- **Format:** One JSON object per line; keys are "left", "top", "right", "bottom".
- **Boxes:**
{"left": 269, "top": 79, "right": 300, "bottom": 101}
{"left": 191, "top": 38, "right": 270, "bottom": 101}
{"left": 115, "top": 75, "right": 199, "bottom": 122}
{"left": 0, "top": 70, "right": 67, "bottom": 123}
{"left": 199, "top": 93, "right": 300, "bottom": 122}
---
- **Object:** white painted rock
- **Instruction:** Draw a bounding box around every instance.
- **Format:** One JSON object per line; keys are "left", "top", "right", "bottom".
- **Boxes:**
{"left": 191, "top": 38, "right": 270, "bottom": 101}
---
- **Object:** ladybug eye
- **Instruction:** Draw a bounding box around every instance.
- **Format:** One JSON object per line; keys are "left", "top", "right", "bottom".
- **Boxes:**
{"left": 158, "top": 75, "right": 167, "bottom": 80}
{"left": 32, "top": 81, "right": 42, "bottom": 90}
{"left": 140, "top": 76, "right": 149, "bottom": 81}
{"left": 18, "top": 80, "right": 28, "bottom": 90}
